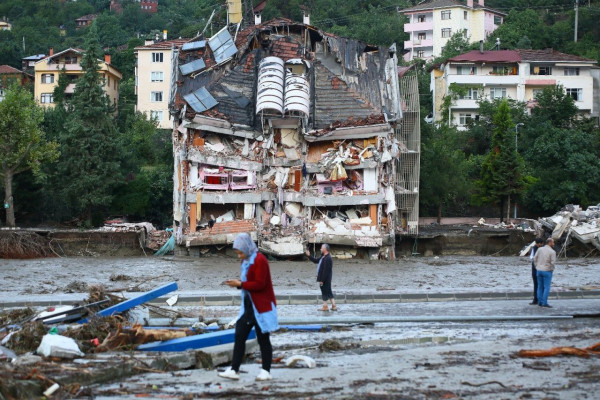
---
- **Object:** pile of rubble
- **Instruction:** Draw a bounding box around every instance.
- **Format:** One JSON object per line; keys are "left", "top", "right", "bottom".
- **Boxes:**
{"left": 539, "top": 204, "right": 600, "bottom": 255}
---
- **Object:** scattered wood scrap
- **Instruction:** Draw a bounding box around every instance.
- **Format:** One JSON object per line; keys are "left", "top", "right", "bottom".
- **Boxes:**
{"left": 96, "top": 324, "right": 194, "bottom": 352}
{"left": 517, "top": 342, "right": 600, "bottom": 358}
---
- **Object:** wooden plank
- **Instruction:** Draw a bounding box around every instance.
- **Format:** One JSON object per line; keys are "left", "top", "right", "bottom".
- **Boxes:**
{"left": 137, "top": 328, "right": 256, "bottom": 352}
{"left": 189, "top": 203, "right": 197, "bottom": 233}
{"left": 96, "top": 282, "right": 178, "bottom": 317}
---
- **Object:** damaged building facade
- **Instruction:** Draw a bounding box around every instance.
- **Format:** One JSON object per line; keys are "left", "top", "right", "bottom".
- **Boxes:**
{"left": 169, "top": 18, "right": 420, "bottom": 259}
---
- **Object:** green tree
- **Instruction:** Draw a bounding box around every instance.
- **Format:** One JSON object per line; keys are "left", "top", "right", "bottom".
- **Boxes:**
{"left": 523, "top": 125, "right": 600, "bottom": 213}
{"left": 420, "top": 124, "right": 470, "bottom": 222}
{"left": 474, "top": 99, "right": 532, "bottom": 222}
{"left": 58, "top": 24, "right": 122, "bottom": 225}
{"left": 530, "top": 85, "right": 578, "bottom": 129}
{"left": 0, "top": 84, "right": 59, "bottom": 227}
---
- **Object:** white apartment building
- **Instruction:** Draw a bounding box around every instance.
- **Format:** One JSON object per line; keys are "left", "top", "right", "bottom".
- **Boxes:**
{"left": 400, "top": 0, "right": 505, "bottom": 62}
{"left": 135, "top": 39, "right": 188, "bottom": 129}
{"left": 430, "top": 49, "right": 598, "bottom": 129}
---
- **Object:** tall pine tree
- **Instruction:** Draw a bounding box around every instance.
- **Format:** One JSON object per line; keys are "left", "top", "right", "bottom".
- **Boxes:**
{"left": 58, "top": 23, "right": 122, "bottom": 225}
{"left": 474, "top": 100, "right": 531, "bottom": 222}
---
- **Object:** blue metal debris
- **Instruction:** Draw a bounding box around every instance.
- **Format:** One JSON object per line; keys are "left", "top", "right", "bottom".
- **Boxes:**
{"left": 137, "top": 327, "right": 256, "bottom": 352}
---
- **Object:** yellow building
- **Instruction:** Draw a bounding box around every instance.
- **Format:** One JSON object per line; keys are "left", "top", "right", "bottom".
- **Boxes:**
{"left": 34, "top": 48, "right": 122, "bottom": 109}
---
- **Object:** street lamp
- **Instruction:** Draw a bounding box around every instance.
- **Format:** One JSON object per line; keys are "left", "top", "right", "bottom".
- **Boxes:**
{"left": 514, "top": 123, "right": 524, "bottom": 219}
{"left": 515, "top": 122, "right": 524, "bottom": 151}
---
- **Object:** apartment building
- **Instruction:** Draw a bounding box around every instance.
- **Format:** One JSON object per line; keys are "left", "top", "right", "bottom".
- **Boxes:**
{"left": 134, "top": 38, "right": 188, "bottom": 129}
{"left": 168, "top": 18, "right": 420, "bottom": 259}
{"left": 430, "top": 48, "right": 598, "bottom": 128}
{"left": 34, "top": 48, "right": 122, "bottom": 109}
{"left": 400, "top": 0, "right": 505, "bottom": 62}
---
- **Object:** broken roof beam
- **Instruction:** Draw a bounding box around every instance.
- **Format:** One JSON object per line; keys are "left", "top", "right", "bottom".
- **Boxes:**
{"left": 304, "top": 124, "right": 393, "bottom": 142}
{"left": 304, "top": 192, "right": 385, "bottom": 206}
{"left": 187, "top": 149, "right": 262, "bottom": 171}
{"left": 89, "top": 282, "right": 178, "bottom": 319}
{"left": 184, "top": 116, "right": 256, "bottom": 139}
{"left": 137, "top": 328, "right": 256, "bottom": 352}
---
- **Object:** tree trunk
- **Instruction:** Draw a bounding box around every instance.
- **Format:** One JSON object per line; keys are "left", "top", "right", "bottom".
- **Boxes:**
{"left": 3, "top": 172, "right": 15, "bottom": 228}
{"left": 437, "top": 202, "right": 442, "bottom": 224}
{"left": 499, "top": 197, "right": 504, "bottom": 223}
{"left": 506, "top": 195, "right": 511, "bottom": 223}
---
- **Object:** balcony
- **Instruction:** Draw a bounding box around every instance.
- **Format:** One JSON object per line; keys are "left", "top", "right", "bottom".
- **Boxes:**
{"left": 448, "top": 74, "right": 520, "bottom": 86}
{"left": 404, "top": 21, "right": 433, "bottom": 32}
{"left": 404, "top": 39, "right": 433, "bottom": 49}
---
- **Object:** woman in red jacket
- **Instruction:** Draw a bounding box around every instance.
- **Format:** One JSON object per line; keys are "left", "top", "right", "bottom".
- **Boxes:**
{"left": 219, "top": 233, "right": 279, "bottom": 381}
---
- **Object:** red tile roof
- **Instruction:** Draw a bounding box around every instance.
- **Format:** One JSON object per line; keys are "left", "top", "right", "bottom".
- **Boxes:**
{"left": 448, "top": 50, "right": 520, "bottom": 63}
{"left": 0, "top": 65, "right": 23, "bottom": 74}
{"left": 515, "top": 49, "right": 596, "bottom": 63}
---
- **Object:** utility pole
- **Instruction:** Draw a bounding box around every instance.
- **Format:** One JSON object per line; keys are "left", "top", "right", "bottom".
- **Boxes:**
{"left": 574, "top": 0, "right": 579, "bottom": 43}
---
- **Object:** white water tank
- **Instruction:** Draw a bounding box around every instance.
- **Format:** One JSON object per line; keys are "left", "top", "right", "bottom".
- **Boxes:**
{"left": 256, "top": 56, "right": 285, "bottom": 115}
{"left": 284, "top": 73, "right": 310, "bottom": 117}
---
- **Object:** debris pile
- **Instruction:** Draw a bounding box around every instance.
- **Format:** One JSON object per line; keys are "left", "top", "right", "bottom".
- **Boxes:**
{"left": 539, "top": 204, "right": 600, "bottom": 256}
{"left": 0, "top": 231, "right": 55, "bottom": 259}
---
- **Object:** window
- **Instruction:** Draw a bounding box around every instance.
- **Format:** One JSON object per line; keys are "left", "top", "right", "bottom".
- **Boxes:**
{"left": 531, "top": 65, "right": 552, "bottom": 75}
{"left": 0, "top": 88, "right": 4, "bottom": 102}
{"left": 459, "top": 88, "right": 479, "bottom": 100}
{"left": 417, "top": 14, "right": 426, "bottom": 23}
{"left": 492, "top": 66, "right": 515, "bottom": 75}
{"left": 457, "top": 66, "right": 477, "bottom": 75}
{"left": 151, "top": 71, "right": 164, "bottom": 82}
{"left": 489, "top": 87, "right": 507, "bottom": 99}
{"left": 41, "top": 93, "right": 54, "bottom": 103}
{"left": 459, "top": 113, "right": 474, "bottom": 125}
{"left": 152, "top": 52, "right": 164, "bottom": 62}
{"left": 441, "top": 28, "right": 452, "bottom": 38}
{"left": 417, "top": 50, "right": 425, "bottom": 58}
{"left": 566, "top": 88, "right": 583, "bottom": 101}
{"left": 107, "top": 76, "right": 111, "bottom": 87}
{"left": 41, "top": 74, "right": 54, "bottom": 84}
{"left": 463, "top": 29, "right": 468, "bottom": 38}
{"left": 532, "top": 89, "right": 544, "bottom": 99}
{"left": 494, "top": 15, "right": 502, "bottom": 25}
{"left": 564, "top": 67, "right": 580, "bottom": 76}
{"left": 464, "top": 11, "right": 468, "bottom": 20}
{"left": 151, "top": 91, "right": 163, "bottom": 102}
{"left": 441, "top": 10, "right": 451, "bottom": 20}
{"left": 150, "top": 110, "right": 164, "bottom": 121}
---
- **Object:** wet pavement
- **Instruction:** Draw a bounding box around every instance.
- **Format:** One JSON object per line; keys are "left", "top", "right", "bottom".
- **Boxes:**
{"left": 1, "top": 255, "right": 599, "bottom": 399}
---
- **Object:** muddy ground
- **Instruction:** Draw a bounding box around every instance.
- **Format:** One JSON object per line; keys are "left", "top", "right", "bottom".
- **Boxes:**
{"left": 1, "top": 255, "right": 599, "bottom": 399}
{"left": 1, "top": 255, "right": 599, "bottom": 297}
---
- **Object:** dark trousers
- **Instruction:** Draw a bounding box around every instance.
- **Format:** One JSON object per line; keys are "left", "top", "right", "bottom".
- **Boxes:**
{"left": 231, "top": 307, "right": 272, "bottom": 372}
{"left": 531, "top": 263, "right": 538, "bottom": 303}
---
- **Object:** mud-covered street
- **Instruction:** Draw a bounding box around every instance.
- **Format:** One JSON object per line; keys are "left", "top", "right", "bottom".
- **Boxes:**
{"left": 1, "top": 255, "right": 599, "bottom": 399}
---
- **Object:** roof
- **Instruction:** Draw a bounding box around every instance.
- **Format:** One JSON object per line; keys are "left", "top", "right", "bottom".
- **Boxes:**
{"left": 22, "top": 54, "right": 46, "bottom": 60}
{"left": 515, "top": 49, "right": 597, "bottom": 63}
{"left": 135, "top": 39, "right": 190, "bottom": 50}
{"left": 40, "top": 48, "right": 84, "bottom": 63}
{"left": 76, "top": 14, "right": 98, "bottom": 21}
{"left": 447, "top": 50, "right": 520, "bottom": 63}
{"left": 175, "top": 18, "right": 395, "bottom": 131}
{"left": 401, "top": 0, "right": 506, "bottom": 16}
{"left": 447, "top": 49, "right": 598, "bottom": 64}
{"left": 0, "top": 65, "right": 24, "bottom": 74}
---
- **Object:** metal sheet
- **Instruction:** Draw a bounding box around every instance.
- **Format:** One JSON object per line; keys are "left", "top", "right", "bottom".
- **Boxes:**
{"left": 184, "top": 87, "right": 218, "bottom": 112}
{"left": 208, "top": 27, "right": 237, "bottom": 64}
{"left": 180, "top": 59, "right": 206, "bottom": 75}
{"left": 182, "top": 40, "right": 206, "bottom": 51}
{"left": 92, "top": 282, "right": 178, "bottom": 319}
{"left": 137, "top": 328, "right": 256, "bottom": 352}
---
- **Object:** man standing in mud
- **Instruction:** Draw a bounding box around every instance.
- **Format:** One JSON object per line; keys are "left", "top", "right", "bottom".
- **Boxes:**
{"left": 533, "top": 238, "right": 557, "bottom": 308}
{"left": 529, "top": 237, "right": 544, "bottom": 305}
{"left": 306, "top": 244, "right": 337, "bottom": 311}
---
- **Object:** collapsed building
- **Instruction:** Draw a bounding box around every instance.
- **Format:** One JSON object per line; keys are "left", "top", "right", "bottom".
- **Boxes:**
{"left": 169, "top": 17, "right": 420, "bottom": 259}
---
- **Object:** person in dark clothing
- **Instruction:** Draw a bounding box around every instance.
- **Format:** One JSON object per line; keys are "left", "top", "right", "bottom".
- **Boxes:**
{"left": 529, "top": 237, "right": 545, "bottom": 305}
{"left": 305, "top": 244, "right": 337, "bottom": 311}
{"left": 219, "top": 233, "right": 278, "bottom": 381}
